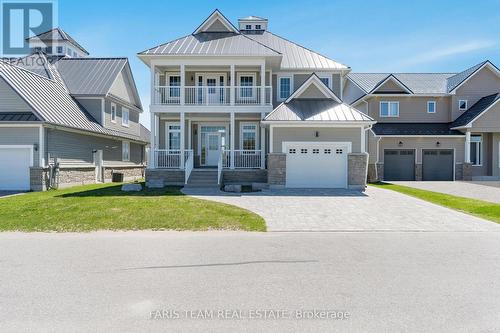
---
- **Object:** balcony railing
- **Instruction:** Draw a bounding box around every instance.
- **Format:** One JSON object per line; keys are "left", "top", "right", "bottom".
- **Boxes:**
{"left": 153, "top": 86, "right": 272, "bottom": 106}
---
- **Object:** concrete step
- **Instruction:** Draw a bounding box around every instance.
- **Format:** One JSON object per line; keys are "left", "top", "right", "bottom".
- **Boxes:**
{"left": 146, "top": 179, "right": 164, "bottom": 188}
{"left": 183, "top": 183, "right": 220, "bottom": 189}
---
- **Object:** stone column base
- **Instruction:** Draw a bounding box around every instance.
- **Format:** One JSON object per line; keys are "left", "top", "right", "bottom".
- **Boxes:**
{"left": 30, "top": 167, "right": 49, "bottom": 191}
{"left": 267, "top": 153, "right": 286, "bottom": 188}
{"left": 348, "top": 153, "right": 368, "bottom": 191}
{"left": 462, "top": 163, "right": 472, "bottom": 181}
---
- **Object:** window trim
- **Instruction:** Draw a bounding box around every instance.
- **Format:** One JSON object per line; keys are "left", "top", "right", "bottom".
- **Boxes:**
{"left": 470, "top": 134, "right": 482, "bottom": 167}
{"left": 110, "top": 103, "right": 117, "bottom": 123}
{"left": 121, "top": 108, "right": 129, "bottom": 127}
{"left": 255, "top": 24, "right": 261, "bottom": 30}
{"left": 239, "top": 122, "right": 259, "bottom": 152}
{"left": 459, "top": 99, "right": 468, "bottom": 111}
{"left": 166, "top": 72, "right": 181, "bottom": 100}
{"left": 316, "top": 73, "right": 332, "bottom": 89}
{"left": 277, "top": 75, "right": 294, "bottom": 101}
{"left": 56, "top": 46, "right": 63, "bottom": 54}
{"left": 166, "top": 122, "right": 181, "bottom": 151}
{"left": 380, "top": 101, "right": 400, "bottom": 118}
{"left": 427, "top": 101, "right": 436, "bottom": 114}
{"left": 122, "top": 141, "right": 130, "bottom": 162}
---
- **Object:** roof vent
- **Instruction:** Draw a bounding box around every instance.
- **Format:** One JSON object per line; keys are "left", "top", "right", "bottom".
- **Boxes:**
{"left": 238, "top": 16, "right": 268, "bottom": 33}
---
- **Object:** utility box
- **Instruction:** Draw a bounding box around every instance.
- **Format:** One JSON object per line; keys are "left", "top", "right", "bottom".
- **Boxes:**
{"left": 112, "top": 172, "right": 124, "bottom": 183}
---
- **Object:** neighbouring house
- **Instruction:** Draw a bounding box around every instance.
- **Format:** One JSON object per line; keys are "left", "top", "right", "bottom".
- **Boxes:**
{"left": 0, "top": 28, "right": 149, "bottom": 191}
{"left": 140, "top": 9, "right": 499, "bottom": 189}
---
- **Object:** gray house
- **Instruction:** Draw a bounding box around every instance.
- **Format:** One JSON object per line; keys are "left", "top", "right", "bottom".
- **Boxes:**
{"left": 0, "top": 29, "right": 148, "bottom": 191}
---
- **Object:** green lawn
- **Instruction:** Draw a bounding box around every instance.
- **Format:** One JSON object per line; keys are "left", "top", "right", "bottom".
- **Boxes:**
{"left": 0, "top": 183, "right": 266, "bottom": 232}
{"left": 370, "top": 182, "right": 500, "bottom": 224}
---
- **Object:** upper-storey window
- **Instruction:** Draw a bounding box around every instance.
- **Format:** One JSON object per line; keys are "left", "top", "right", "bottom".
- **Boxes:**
{"left": 459, "top": 99, "right": 468, "bottom": 111}
{"left": 278, "top": 75, "right": 293, "bottom": 101}
{"left": 57, "top": 46, "right": 63, "bottom": 54}
{"left": 111, "top": 103, "right": 117, "bottom": 123}
{"left": 380, "top": 101, "right": 399, "bottom": 117}
{"left": 255, "top": 24, "right": 261, "bottom": 30}
{"left": 167, "top": 74, "right": 181, "bottom": 99}
{"left": 122, "top": 108, "right": 129, "bottom": 127}
{"left": 34, "top": 47, "right": 42, "bottom": 52}
{"left": 245, "top": 24, "right": 251, "bottom": 30}
{"left": 45, "top": 46, "right": 52, "bottom": 54}
{"left": 427, "top": 101, "right": 436, "bottom": 113}
{"left": 238, "top": 73, "right": 255, "bottom": 99}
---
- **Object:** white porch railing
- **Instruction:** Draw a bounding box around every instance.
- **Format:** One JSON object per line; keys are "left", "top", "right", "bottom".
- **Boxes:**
{"left": 153, "top": 86, "right": 272, "bottom": 106}
{"left": 222, "top": 150, "right": 262, "bottom": 169}
{"left": 184, "top": 150, "right": 194, "bottom": 184}
{"left": 154, "top": 149, "right": 193, "bottom": 169}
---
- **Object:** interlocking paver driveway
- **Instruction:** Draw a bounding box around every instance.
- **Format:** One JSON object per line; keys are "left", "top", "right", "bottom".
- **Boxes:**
{"left": 182, "top": 186, "right": 500, "bottom": 232}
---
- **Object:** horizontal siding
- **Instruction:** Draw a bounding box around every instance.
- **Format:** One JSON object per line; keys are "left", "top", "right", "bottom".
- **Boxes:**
{"left": 46, "top": 129, "right": 144, "bottom": 166}
{"left": 104, "top": 98, "right": 140, "bottom": 136}
{"left": 76, "top": 98, "right": 102, "bottom": 124}
{"left": 0, "top": 77, "right": 34, "bottom": 113}
{"left": 367, "top": 96, "right": 451, "bottom": 123}
{"left": 0, "top": 127, "right": 39, "bottom": 167}
{"left": 272, "top": 127, "right": 362, "bottom": 153}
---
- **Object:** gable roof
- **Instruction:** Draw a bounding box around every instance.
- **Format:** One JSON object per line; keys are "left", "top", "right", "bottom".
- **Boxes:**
{"left": 193, "top": 9, "right": 239, "bottom": 34}
{"left": 0, "top": 60, "right": 145, "bottom": 142}
{"left": 285, "top": 73, "right": 342, "bottom": 103}
{"left": 27, "top": 28, "right": 89, "bottom": 55}
{"left": 245, "top": 31, "right": 349, "bottom": 70}
{"left": 447, "top": 60, "right": 500, "bottom": 93}
{"left": 138, "top": 32, "right": 281, "bottom": 57}
{"left": 370, "top": 74, "right": 413, "bottom": 94}
{"left": 451, "top": 93, "right": 500, "bottom": 128}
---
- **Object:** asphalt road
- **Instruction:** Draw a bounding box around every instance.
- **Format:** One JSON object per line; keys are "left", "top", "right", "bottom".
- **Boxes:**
{"left": 1, "top": 231, "right": 500, "bottom": 332}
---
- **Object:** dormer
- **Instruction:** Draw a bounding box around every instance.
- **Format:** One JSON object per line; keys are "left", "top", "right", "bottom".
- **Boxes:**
{"left": 193, "top": 9, "right": 239, "bottom": 34}
{"left": 238, "top": 16, "right": 268, "bottom": 32}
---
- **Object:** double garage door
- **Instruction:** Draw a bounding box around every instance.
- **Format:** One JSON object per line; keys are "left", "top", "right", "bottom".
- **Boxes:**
{"left": 0, "top": 147, "right": 32, "bottom": 191}
{"left": 384, "top": 149, "right": 454, "bottom": 181}
{"left": 284, "top": 142, "right": 349, "bottom": 188}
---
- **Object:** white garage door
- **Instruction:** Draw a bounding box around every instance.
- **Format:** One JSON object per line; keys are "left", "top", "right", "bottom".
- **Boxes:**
{"left": 0, "top": 146, "right": 32, "bottom": 191}
{"left": 284, "top": 142, "right": 350, "bottom": 188}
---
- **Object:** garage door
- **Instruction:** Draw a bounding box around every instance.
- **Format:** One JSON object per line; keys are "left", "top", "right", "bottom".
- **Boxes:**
{"left": 284, "top": 142, "right": 349, "bottom": 188}
{"left": 423, "top": 149, "right": 454, "bottom": 181}
{"left": 384, "top": 149, "right": 415, "bottom": 181}
{"left": 0, "top": 146, "right": 32, "bottom": 191}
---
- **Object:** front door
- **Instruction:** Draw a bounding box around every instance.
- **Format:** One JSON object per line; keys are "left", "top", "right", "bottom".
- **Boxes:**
{"left": 199, "top": 75, "right": 225, "bottom": 104}
{"left": 206, "top": 133, "right": 221, "bottom": 166}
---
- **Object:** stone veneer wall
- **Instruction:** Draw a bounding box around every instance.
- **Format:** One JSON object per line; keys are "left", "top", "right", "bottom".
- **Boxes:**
{"left": 455, "top": 163, "right": 463, "bottom": 180}
{"left": 145, "top": 169, "right": 185, "bottom": 187}
{"left": 267, "top": 153, "right": 286, "bottom": 188}
{"left": 348, "top": 153, "right": 368, "bottom": 190}
{"left": 367, "top": 164, "right": 378, "bottom": 183}
{"left": 103, "top": 166, "right": 145, "bottom": 183}
{"left": 30, "top": 167, "right": 49, "bottom": 191}
{"left": 223, "top": 170, "right": 267, "bottom": 185}
{"left": 56, "top": 167, "right": 96, "bottom": 189}
{"left": 462, "top": 163, "right": 472, "bottom": 181}
{"left": 415, "top": 164, "right": 423, "bottom": 181}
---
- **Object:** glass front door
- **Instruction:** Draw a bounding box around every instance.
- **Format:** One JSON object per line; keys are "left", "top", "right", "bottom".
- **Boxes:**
{"left": 206, "top": 133, "right": 221, "bottom": 166}
{"left": 200, "top": 125, "right": 227, "bottom": 166}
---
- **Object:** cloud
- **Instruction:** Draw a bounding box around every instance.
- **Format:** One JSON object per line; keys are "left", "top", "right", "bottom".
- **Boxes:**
{"left": 397, "top": 40, "right": 497, "bottom": 67}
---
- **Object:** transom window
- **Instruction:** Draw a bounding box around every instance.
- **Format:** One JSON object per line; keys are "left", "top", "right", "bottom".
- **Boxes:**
{"left": 278, "top": 76, "right": 292, "bottom": 101}
{"left": 289, "top": 148, "right": 296, "bottom": 154}
{"left": 122, "top": 141, "right": 130, "bottom": 161}
{"left": 312, "top": 149, "right": 319, "bottom": 154}
{"left": 241, "top": 123, "right": 258, "bottom": 151}
{"left": 111, "top": 103, "right": 117, "bottom": 123}
{"left": 459, "top": 99, "right": 468, "bottom": 111}
{"left": 301, "top": 149, "right": 308, "bottom": 154}
{"left": 427, "top": 101, "right": 436, "bottom": 113}
{"left": 336, "top": 149, "right": 343, "bottom": 154}
{"left": 167, "top": 124, "right": 181, "bottom": 150}
{"left": 380, "top": 101, "right": 399, "bottom": 117}
{"left": 122, "top": 108, "right": 129, "bottom": 127}
{"left": 470, "top": 134, "right": 482, "bottom": 166}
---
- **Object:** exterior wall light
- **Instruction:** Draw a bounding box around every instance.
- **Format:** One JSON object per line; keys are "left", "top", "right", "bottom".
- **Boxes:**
{"left": 315, "top": 131, "right": 319, "bottom": 138}
{"left": 398, "top": 141, "right": 403, "bottom": 147}
{"left": 33, "top": 143, "right": 39, "bottom": 151}
{"left": 436, "top": 141, "right": 441, "bottom": 147}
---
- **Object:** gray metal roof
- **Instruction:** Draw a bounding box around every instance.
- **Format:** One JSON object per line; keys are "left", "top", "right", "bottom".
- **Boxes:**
{"left": 0, "top": 112, "right": 39, "bottom": 122}
{"left": 446, "top": 61, "right": 496, "bottom": 92}
{"left": 245, "top": 31, "right": 349, "bottom": 70}
{"left": 139, "top": 32, "right": 280, "bottom": 56}
{"left": 451, "top": 93, "right": 500, "bottom": 128}
{"left": 55, "top": 58, "right": 127, "bottom": 95}
{"left": 27, "top": 28, "right": 89, "bottom": 55}
{"left": 372, "top": 123, "right": 463, "bottom": 136}
{"left": 0, "top": 60, "right": 145, "bottom": 142}
{"left": 9, "top": 53, "right": 52, "bottom": 78}
{"left": 239, "top": 16, "right": 267, "bottom": 21}
{"left": 348, "top": 73, "right": 455, "bottom": 94}
{"left": 265, "top": 99, "right": 373, "bottom": 122}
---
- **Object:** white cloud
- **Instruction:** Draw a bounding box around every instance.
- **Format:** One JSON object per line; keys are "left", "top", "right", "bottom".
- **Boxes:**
{"left": 397, "top": 40, "right": 497, "bottom": 67}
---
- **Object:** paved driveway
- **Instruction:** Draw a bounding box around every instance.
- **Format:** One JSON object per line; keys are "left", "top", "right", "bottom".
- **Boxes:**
{"left": 182, "top": 187, "right": 499, "bottom": 232}
{"left": 0, "top": 191, "right": 24, "bottom": 198}
{"left": 393, "top": 181, "right": 500, "bottom": 204}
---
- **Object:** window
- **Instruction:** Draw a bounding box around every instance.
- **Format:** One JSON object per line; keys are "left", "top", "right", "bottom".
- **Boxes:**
{"left": 312, "top": 149, "right": 319, "bottom": 154}
{"left": 301, "top": 149, "right": 308, "bottom": 154}
{"left": 380, "top": 101, "right": 399, "bottom": 117}
{"left": 336, "top": 149, "right": 344, "bottom": 154}
{"left": 245, "top": 24, "right": 251, "bottom": 30}
{"left": 289, "top": 148, "right": 296, "bottom": 154}
{"left": 324, "top": 149, "right": 331, "bottom": 154}
{"left": 34, "top": 47, "right": 42, "bottom": 52}
{"left": 317, "top": 74, "right": 331, "bottom": 88}
{"left": 470, "top": 134, "right": 482, "bottom": 166}
{"left": 427, "top": 101, "right": 436, "bottom": 113}
{"left": 122, "top": 108, "right": 129, "bottom": 127}
{"left": 122, "top": 141, "right": 130, "bottom": 161}
{"left": 240, "top": 123, "right": 258, "bottom": 151}
{"left": 238, "top": 74, "right": 255, "bottom": 98}
{"left": 57, "top": 46, "right": 63, "bottom": 54}
{"left": 167, "top": 74, "right": 181, "bottom": 99}
{"left": 67, "top": 48, "right": 72, "bottom": 56}
{"left": 110, "top": 103, "right": 117, "bottom": 123}
{"left": 45, "top": 46, "right": 52, "bottom": 54}
{"left": 278, "top": 76, "right": 293, "bottom": 101}
{"left": 255, "top": 24, "right": 261, "bottom": 30}
{"left": 167, "top": 124, "right": 181, "bottom": 150}
{"left": 459, "top": 99, "right": 468, "bottom": 111}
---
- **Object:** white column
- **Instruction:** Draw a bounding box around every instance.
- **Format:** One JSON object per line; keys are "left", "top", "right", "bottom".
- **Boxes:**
{"left": 269, "top": 125, "right": 274, "bottom": 153}
{"left": 180, "top": 112, "right": 185, "bottom": 169}
{"left": 149, "top": 111, "right": 155, "bottom": 168}
{"left": 150, "top": 64, "right": 156, "bottom": 105}
{"left": 230, "top": 112, "right": 235, "bottom": 169}
{"left": 260, "top": 63, "right": 265, "bottom": 105}
{"left": 230, "top": 64, "right": 235, "bottom": 106}
{"left": 180, "top": 64, "right": 185, "bottom": 106}
{"left": 361, "top": 127, "right": 366, "bottom": 153}
{"left": 188, "top": 119, "right": 192, "bottom": 149}
{"left": 465, "top": 130, "right": 471, "bottom": 163}
{"left": 260, "top": 125, "right": 266, "bottom": 169}
{"left": 39, "top": 125, "right": 44, "bottom": 167}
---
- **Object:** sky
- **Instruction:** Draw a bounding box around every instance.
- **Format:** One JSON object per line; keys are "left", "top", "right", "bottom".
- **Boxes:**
{"left": 57, "top": 0, "right": 500, "bottom": 129}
